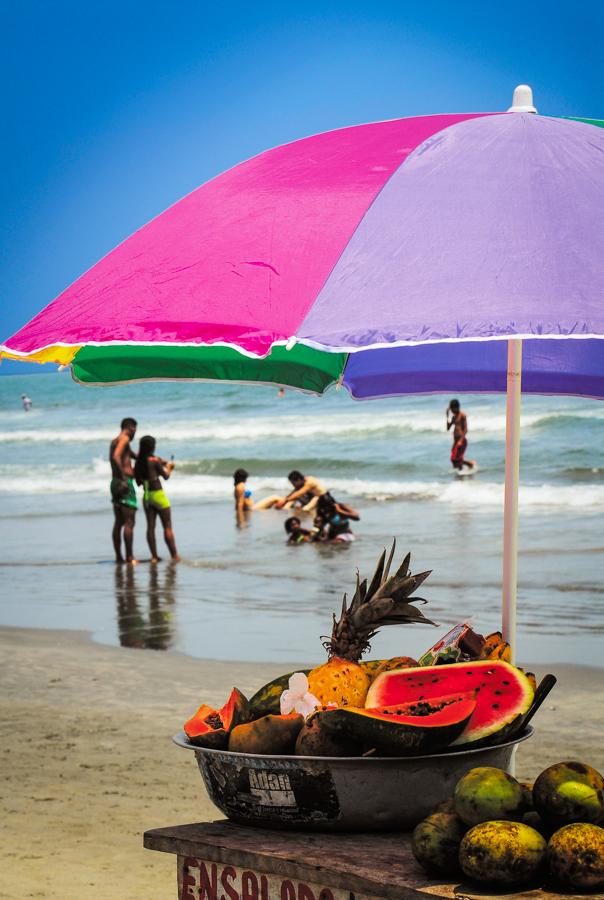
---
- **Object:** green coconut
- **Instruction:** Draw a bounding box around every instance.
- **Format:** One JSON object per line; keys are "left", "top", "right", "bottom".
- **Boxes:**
{"left": 547, "top": 823, "right": 604, "bottom": 890}
{"left": 454, "top": 766, "right": 525, "bottom": 826}
{"left": 411, "top": 812, "right": 466, "bottom": 875}
{"left": 459, "top": 820, "right": 546, "bottom": 885}
{"left": 533, "top": 761, "right": 604, "bottom": 827}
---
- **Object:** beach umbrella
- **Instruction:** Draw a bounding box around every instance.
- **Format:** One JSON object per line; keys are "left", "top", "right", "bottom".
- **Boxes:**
{"left": 2, "top": 85, "right": 603, "bottom": 658}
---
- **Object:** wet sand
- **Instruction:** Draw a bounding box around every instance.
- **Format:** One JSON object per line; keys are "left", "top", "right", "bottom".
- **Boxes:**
{"left": 1, "top": 626, "right": 603, "bottom": 899}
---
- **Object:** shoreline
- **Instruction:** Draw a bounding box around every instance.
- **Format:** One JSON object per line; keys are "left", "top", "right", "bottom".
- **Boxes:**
{"left": 2, "top": 625, "right": 604, "bottom": 899}
{"left": 2, "top": 620, "right": 604, "bottom": 674}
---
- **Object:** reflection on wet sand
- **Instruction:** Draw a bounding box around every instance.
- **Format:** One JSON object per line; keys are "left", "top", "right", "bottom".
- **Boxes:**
{"left": 114, "top": 563, "right": 177, "bottom": 650}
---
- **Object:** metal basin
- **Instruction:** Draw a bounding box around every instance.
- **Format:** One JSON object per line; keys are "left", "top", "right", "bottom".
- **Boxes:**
{"left": 173, "top": 726, "right": 533, "bottom": 832}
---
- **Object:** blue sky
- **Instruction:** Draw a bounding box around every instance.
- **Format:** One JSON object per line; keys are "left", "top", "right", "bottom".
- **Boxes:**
{"left": 1, "top": 0, "right": 602, "bottom": 373}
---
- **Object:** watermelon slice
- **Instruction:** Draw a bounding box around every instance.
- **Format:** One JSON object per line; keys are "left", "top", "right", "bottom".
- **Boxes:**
{"left": 365, "top": 660, "right": 534, "bottom": 747}
{"left": 319, "top": 692, "right": 477, "bottom": 754}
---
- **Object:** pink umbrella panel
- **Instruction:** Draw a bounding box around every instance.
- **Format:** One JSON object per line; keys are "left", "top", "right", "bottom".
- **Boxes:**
{"left": 2, "top": 109, "right": 603, "bottom": 399}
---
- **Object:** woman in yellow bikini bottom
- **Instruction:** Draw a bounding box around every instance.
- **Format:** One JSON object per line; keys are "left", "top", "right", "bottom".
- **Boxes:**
{"left": 144, "top": 483, "right": 171, "bottom": 511}
{"left": 134, "top": 435, "right": 179, "bottom": 562}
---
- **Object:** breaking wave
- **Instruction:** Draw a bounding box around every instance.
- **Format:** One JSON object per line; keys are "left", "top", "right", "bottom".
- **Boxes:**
{"left": 1, "top": 460, "right": 602, "bottom": 510}
{"left": 1, "top": 408, "right": 601, "bottom": 445}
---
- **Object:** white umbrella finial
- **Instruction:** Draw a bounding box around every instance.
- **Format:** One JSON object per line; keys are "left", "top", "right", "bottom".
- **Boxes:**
{"left": 508, "top": 84, "right": 537, "bottom": 113}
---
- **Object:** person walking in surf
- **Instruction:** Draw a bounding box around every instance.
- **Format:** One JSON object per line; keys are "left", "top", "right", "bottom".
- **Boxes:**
{"left": 109, "top": 417, "right": 138, "bottom": 563}
{"left": 446, "top": 399, "right": 476, "bottom": 471}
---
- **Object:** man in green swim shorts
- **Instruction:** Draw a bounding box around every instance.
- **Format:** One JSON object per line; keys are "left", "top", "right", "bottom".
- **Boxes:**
{"left": 109, "top": 417, "right": 138, "bottom": 564}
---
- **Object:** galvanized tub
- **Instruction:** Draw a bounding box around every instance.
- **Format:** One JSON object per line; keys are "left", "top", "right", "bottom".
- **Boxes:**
{"left": 173, "top": 726, "right": 533, "bottom": 832}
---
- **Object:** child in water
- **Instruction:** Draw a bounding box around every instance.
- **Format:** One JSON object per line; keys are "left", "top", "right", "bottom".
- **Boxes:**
{"left": 284, "top": 517, "right": 314, "bottom": 544}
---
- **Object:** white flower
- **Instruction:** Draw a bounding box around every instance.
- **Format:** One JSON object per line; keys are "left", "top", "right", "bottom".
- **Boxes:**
{"left": 280, "top": 672, "right": 320, "bottom": 717}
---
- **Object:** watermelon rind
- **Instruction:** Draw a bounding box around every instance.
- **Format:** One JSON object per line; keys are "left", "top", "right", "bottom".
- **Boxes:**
{"left": 319, "top": 692, "right": 477, "bottom": 754}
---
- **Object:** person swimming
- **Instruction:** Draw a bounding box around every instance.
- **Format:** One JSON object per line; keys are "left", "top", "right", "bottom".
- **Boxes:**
{"left": 134, "top": 435, "right": 179, "bottom": 562}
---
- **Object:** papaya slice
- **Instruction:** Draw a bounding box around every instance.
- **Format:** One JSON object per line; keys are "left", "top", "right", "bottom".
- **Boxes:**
{"left": 184, "top": 687, "right": 250, "bottom": 749}
{"left": 319, "top": 692, "right": 477, "bottom": 755}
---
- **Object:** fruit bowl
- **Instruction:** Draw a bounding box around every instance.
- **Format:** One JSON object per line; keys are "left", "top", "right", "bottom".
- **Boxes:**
{"left": 173, "top": 726, "right": 533, "bottom": 832}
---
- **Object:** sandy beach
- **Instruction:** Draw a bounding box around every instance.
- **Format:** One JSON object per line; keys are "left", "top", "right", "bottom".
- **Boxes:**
{"left": 1, "top": 626, "right": 603, "bottom": 899}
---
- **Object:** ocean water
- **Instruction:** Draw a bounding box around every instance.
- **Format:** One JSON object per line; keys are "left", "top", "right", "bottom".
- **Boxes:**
{"left": 0, "top": 372, "right": 602, "bottom": 666}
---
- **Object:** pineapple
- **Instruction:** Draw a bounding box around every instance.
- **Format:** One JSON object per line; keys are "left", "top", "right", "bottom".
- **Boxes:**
{"left": 308, "top": 657, "right": 371, "bottom": 708}
{"left": 308, "top": 541, "right": 435, "bottom": 706}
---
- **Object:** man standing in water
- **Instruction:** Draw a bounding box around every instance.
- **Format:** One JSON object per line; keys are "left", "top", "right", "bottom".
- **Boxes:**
{"left": 110, "top": 417, "right": 138, "bottom": 563}
{"left": 446, "top": 399, "right": 476, "bottom": 471}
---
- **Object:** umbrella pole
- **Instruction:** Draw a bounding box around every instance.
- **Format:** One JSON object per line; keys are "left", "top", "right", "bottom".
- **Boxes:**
{"left": 502, "top": 338, "right": 523, "bottom": 662}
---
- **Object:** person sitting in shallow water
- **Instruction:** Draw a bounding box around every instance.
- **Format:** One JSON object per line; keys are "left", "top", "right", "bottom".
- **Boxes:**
{"left": 284, "top": 516, "right": 314, "bottom": 544}
{"left": 232, "top": 469, "right": 285, "bottom": 527}
{"left": 275, "top": 470, "right": 328, "bottom": 512}
{"left": 134, "top": 435, "right": 179, "bottom": 562}
{"left": 314, "top": 492, "right": 359, "bottom": 542}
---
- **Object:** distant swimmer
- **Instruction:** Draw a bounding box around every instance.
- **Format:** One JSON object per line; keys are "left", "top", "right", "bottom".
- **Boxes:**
{"left": 275, "top": 470, "right": 327, "bottom": 512}
{"left": 21, "top": 394, "right": 32, "bottom": 411}
{"left": 446, "top": 399, "right": 476, "bottom": 472}
{"left": 109, "top": 417, "right": 138, "bottom": 564}
{"left": 276, "top": 387, "right": 285, "bottom": 398}
{"left": 134, "top": 435, "right": 179, "bottom": 562}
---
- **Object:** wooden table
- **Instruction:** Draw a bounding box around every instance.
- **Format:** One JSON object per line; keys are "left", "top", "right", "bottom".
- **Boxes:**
{"left": 144, "top": 820, "right": 597, "bottom": 900}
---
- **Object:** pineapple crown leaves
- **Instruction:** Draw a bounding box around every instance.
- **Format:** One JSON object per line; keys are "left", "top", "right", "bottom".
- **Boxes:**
{"left": 322, "top": 540, "right": 437, "bottom": 660}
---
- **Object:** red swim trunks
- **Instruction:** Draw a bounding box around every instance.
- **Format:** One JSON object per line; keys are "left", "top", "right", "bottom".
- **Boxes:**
{"left": 451, "top": 438, "right": 467, "bottom": 466}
